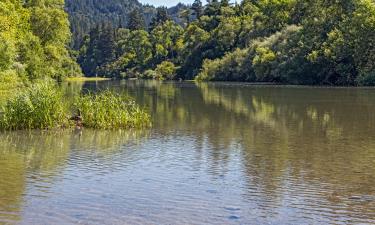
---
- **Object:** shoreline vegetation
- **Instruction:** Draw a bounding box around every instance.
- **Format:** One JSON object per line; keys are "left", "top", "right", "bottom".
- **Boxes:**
{"left": 65, "top": 77, "right": 111, "bottom": 82}
{"left": 75, "top": 0, "right": 375, "bottom": 86}
{"left": 0, "top": 0, "right": 151, "bottom": 130}
{"left": 2, "top": 0, "right": 375, "bottom": 129}
{"left": 0, "top": 80, "right": 151, "bottom": 131}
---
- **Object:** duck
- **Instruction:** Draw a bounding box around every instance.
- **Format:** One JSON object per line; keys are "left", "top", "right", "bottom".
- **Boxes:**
{"left": 70, "top": 110, "right": 83, "bottom": 129}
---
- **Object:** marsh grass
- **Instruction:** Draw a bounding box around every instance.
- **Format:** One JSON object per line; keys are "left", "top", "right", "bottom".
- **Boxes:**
{"left": 0, "top": 81, "right": 70, "bottom": 130}
{"left": 65, "top": 77, "right": 111, "bottom": 82}
{"left": 73, "top": 90, "right": 151, "bottom": 129}
{"left": 0, "top": 81, "right": 151, "bottom": 130}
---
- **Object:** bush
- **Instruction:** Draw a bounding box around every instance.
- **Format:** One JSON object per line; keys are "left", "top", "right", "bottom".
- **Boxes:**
{"left": 196, "top": 48, "right": 255, "bottom": 81}
{"left": 139, "top": 69, "right": 157, "bottom": 79}
{"left": 74, "top": 90, "right": 151, "bottom": 129}
{"left": 0, "top": 80, "right": 69, "bottom": 130}
{"left": 0, "top": 70, "right": 23, "bottom": 91}
{"left": 356, "top": 71, "right": 375, "bottom": 86}
{"left": 154, "top": 61, "right": 178, "bottom": 80}
{"left": 0, "top": 81, "right": 152, "bottom": 130}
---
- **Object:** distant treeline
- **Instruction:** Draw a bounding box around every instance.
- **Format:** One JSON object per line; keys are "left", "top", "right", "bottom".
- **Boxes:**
{"left": 77, "top": 0, "right": 375, "bottom": 86}
{"left": 65, "top": 0, "right": 189, "bottom": 49}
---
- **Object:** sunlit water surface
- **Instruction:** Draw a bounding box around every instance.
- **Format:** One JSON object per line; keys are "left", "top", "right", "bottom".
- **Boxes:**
{"left": 1, "top": 81, "right": 375, "bottom": 224}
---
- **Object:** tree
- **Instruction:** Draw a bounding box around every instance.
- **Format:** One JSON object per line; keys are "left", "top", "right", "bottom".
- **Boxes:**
{"left": 74, "top": 0, "right": 375, "bottom": 85}
{"left": 179, "top": 9, "right": 192, "bottom": 26}
{"left": 203, "top": 0, "right": 221, "bottom": 17}
{"left": 149, "top": 7, "right": 170, "bottom": 31}
{"left": 0, "top": 0, "right": 80, "bottom": 82}
{"left": 127, "top": 9, "right": 145, "bottom": 31}
{"left": 191, "top": 0, "right": 203, "bottom": 19}
{"left": 154, "top": 61, "right": 178, "bottom": 80}
{"left": 79, "top": 23, "right": 116, "bottom": 76}
{"left": 151, "top": 21, "right": 184, "bottom": 64}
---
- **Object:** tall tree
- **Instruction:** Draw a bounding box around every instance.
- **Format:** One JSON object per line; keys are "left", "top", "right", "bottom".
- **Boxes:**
{"left": 127, "top": 9, "right": 145, "bottom": 31}
{"left": 149, "top": 7, "right": 170, "bottom": 31}
{"left": 191, "top": 0, "right": 203, "bottom": 19}
{"left": 179, "top": 9, "right": 192, "bottom": 26}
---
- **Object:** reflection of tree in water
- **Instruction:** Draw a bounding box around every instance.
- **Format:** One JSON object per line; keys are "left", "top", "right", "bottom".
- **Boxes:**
{"left": 68, "top": 129, "right": 150, "bottom": 171}
{"left": 60, "top": 80, "right": 375, "bottom": 220}
{"left": 196, "top": 84, "right": 375, "bottom": 218}
{"left": 0, "top": 129, "right": 149, "bottom": 222}
{"left": 114, "top": 81, "right": 375, "bottom": 214}
{"left": 0, "top": 131, "right": 71, "bottom": 222}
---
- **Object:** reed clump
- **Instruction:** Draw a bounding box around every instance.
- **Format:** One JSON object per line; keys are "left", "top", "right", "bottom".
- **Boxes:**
{"left": 0, "top": 81, "right": 69, "bottom": 130}
{"left": 73, "top": 90, "right": 151, "bottom": 129}
{"left": 0, "top": 82, "right": 151, "bottom": 130}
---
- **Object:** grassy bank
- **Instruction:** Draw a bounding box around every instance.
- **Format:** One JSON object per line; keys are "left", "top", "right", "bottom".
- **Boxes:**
{"left": 74, "top": 90, "right": 151, "bottom": 129}
{"left": 0, "top": 80, "right": 151, "bottom": 130}
{"left": 65, "top": 77, "right": 111, "bottom": 82}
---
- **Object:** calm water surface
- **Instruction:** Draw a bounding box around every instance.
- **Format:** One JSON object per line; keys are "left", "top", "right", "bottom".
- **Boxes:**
{"left": 1, "top": 80, "right": 375, "bottom": 224}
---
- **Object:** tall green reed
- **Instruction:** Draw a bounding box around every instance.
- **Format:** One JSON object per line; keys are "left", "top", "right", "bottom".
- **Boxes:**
{"left": 73, "top": 90, "right": 151, "bottom": 129}
{"left": 0, "top": 81, "right": 69, "bottom": 130}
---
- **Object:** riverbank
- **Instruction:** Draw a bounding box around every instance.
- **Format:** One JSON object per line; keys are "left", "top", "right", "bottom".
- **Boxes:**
{"left": 65, "top": 77, "right": 111, "bottom": 82}
{"left": 0, "top": 80, "right": 151, "bottom": 130}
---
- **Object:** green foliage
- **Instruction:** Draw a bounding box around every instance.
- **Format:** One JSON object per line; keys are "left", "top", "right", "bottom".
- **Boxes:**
{"left": 0, "top": 0, "right": 81, "bottom": 85}
{"left": 154, "top": 61, "right": 178, "bottom": 80}
{"left": 0, "top": 81, "right": 152, "bottom": 130}
{"left": 74, "top": 90, "right": 151, "bottom": 129}
{"left": 356, "top": 71, "right": 375, "bottom": 86}
{"left": 197, "top": 48, "right": 254, "bottom": 81}
{"left": 0, "top": 71, "right": 24, "bottom": 92}
{"left": 151, "top": 20, "right": 184, "bottom": 63}
{"left": 0, "top": 81, "right": 69, "bottom": 130}
{"left": 79, "top": 24, "right": 116, "bottom": 76}
{"left": 141, "top": 69, "right": 157, "bottom": 79}
{"left": 192, "top": 0, "right": 203, "bottom": 19}
{"left": 66, "top": 0, "right": 188, "bottom": 49}
{"left": 76, "top": 0, "right": 375, "bottom": 86}
{"left": 195, "top": 0, "right": 375, "bottom": 85}
{"left": 127, "top": 9, "right": 146, "bottom": 31}
{"left": 149, "top": 7, "right": 171, "bottom": 31}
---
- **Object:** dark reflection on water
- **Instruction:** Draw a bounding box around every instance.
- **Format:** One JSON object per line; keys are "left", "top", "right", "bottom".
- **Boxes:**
{"left": 1, "top": 80, "right": 375, "bottom": 224}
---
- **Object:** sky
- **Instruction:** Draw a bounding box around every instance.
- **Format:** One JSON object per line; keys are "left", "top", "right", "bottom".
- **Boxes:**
{"left": 139, "top": 0, "right": 195, "bottom": 7}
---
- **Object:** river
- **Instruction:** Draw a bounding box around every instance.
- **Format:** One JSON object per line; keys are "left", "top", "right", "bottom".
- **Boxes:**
{"left": 0, "top": 80, "right": 374, "bottom": 224}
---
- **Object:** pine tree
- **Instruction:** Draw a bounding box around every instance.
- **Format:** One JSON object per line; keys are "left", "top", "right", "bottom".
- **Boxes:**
{"left": 149, "top": 7, "right": 170, "bottom": 31}
{"left": 81, "top": 25, "right": 101, "bottom": 76}
{"left": 204, "top": 0, "right": 221, "bottom": 17}
{"left": 179, "top": 9, "right": 192, "bottom": 26}
{"left": 127, "top": 9, "right": 145, "bottom": 31}
{"left": 99, "top": 23, "right": 116, "bottom": 65}
{"left": 220, "top": 0, "right": 230, "bottom": 7}
{"left": 191, "top": 0, "right": 203, "bottom": 19}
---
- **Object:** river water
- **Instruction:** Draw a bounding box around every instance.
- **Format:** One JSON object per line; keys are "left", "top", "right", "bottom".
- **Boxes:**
{"left": 0, "top": 80, "right": 374, "bottom": 224}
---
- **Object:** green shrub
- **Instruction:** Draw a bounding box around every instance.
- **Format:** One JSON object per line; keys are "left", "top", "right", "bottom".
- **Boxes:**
{"left": 196, "top": 48, "right": 255, "bottom": 82}
{"left": 74, "top": 90, "right": 151, "bottom": 129}
{"left": 154, "top": 61, "right": 178, "bottom": 80}
{"left": 0, "top": 70, "right": 23, "bottom": 91}
{"left": 0, "top": 80, "right": 69, "bottom": 130}
{"left": 0, "top": 81, "right": 152, "bottom": 130}
{"left": 139, "top": 69, "right": 157, "bottom": 79}
{"left": 356, "top": 71, "right": 375, "bottom": 86}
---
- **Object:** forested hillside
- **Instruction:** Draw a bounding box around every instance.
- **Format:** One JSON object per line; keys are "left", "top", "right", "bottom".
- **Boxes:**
{"left": 2, "top": 0, "right": 374, "bottom": 86}
{"left": 75, "top": 0, "right": 375, "bottom": 85}
{"left": 0, "top": 0, "right": 80, "bottom": 90}
{"left": 65, "top": 0, "right": 189, "bottom": 49}
{"left": 76, "top": 0, "right": 375, "bottom": 86}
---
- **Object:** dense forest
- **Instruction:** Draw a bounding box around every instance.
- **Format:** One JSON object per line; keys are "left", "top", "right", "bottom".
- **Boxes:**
{"left": 77, "top": 0, "right": 375, "bottom": 86}
{"left": 65, "top": 0, "right": 189, "bottom": 49}
{"left": 1, "top": 0, "right": 375, "bottom": 86}
{"left": 0, "top": 0, "right": 80, "bottom": 90}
